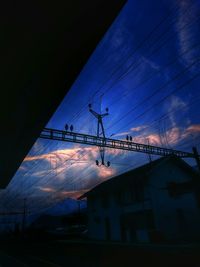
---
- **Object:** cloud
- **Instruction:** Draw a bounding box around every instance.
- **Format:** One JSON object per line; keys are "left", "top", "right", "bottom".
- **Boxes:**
{"left": 165, "top": 127, "right": 181, "bottom": 145}
{"left": 96, "top": 165, "right": 116, "bottom": 180}
{"left": 166, "top": 95, "right": 188, "bottom": 127}
{"left": 141, "top": 56, "right": 160, "bottom": 71}
{"left": 112, "top": 131, "right": 130, "bottom": 137}
{"left": 18, "top": 166, "right": 27, "bottom": 171}
{"left": 37, "top": 187, "right": 89, "bottom": 200}
{"left": 15, "top": 121, "right": 200, "bottom": 208}
{"left": 21, "top": 146, "right": 123, "bottom": 194}
{"left": 114, "top": 96, "right": 188, "bottom": 142}
{"left": 108, "top": 17, "right": 133, "bottom": 53}
{"left": 25, "top": 145, "right": 123, "bottom": 168}
{"left": 130, "top": 125, "right": 148, "bottom": 132}
{"left": 168, "top": 95, "right": 187, "bottom": 111}
{"left": 30, "top": 140, "right": 46, "bottom": 154}
{"left": 182, "top": 124, "right": 200, "bottom": 140}
{"left": 32, "top": 164, "right": 68, "bottom": 180}
{"left": 37, "top": 186, "right": 56, "bottom": 193}
{"left": 185, "top": 124, "right": 200, "bottom": 133}
{"left": 116, "top": 120, "right": 200, "bottom": 148}
{"left": 25, "top": 147, "right": 96, "bottom": 166}
{"left": 113, "top": 126, "right": 148, "bottom": 138}
{"left": 145, "top": 124, "right": 200, "bottom": 147}
{"left": 175, "top": 0, "right": 199, "bottom": 70}
{"left": 132, "top": 133, "right": 161, "bottom": 146}
{"left": 59, "top": 189, "right": 88, "bottom": 199}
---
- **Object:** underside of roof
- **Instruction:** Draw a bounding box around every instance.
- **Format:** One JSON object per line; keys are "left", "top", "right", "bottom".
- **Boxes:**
{"left": 0, "top": 0, "right": 126, "bottom": 188}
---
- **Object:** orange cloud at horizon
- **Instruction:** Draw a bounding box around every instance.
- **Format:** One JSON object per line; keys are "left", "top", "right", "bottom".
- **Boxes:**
{"left": 184, "top": 124, "right": 200, "bottom": 134}
{"left": 130, "top": 125, "right": 148, "bottom": 132}
{"left": 21, "top": 123, "right": 200, "bottom": 191}
{"left": 37, "top": 186, "right": 56, "bottom": 193}
{"left": 59, "top": 189, "right": 89, "bottom": 199}
{"left": 117, "top": 123, "right": 200, "bottom": 147}
{"left": 96, "top": 165, "right": 116, "bottom": 179}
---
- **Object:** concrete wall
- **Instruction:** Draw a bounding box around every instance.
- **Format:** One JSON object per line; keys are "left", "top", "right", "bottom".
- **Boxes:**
{"left": 150, "top": 161, "right": 200, "bottom": 241}
{"left": 87, "top": 193, "right": 122, "bottom": 240}
{"left": 87, "top": 161, "right": 200, "bottom": 242}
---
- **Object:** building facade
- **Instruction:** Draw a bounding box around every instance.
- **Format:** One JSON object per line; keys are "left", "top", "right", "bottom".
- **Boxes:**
{"left": 82, "top": 156, "right": 200, "bottom": 243}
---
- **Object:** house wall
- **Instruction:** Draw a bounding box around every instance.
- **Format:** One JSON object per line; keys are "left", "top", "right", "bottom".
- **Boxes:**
{"left": 87, "top": 196, "right": 104, "bottom": 240}
{"left": 87, "top": 190, "right": 152, "bottom": 242}
{"left": 149, "top": 161, "right": 200, "bottom": 241}
{"left": 87, "top": 193, "right": 122, "bottom": 240}
{"left": 87, "top": 160, "right": 200, "bottom": 242}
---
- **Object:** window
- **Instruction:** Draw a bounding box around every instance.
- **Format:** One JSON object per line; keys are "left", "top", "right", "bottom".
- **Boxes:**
{"left": 168, "top": 181, "right": 193, "bottom": 198}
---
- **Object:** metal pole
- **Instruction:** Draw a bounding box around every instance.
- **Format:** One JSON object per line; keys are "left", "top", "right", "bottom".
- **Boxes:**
{"left": 89, "top": 105, "right": 109, "bottom": 166}
{"left": 192, "top": 147, "right": 200, "bottom": 172}
{"left": 22, "top": 198, "right": 27, "bottom": 234}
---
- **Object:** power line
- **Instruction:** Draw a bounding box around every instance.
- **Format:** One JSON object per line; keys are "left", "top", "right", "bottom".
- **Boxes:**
{"left": 75, "top": 36, "right": 200, "bottom": 135}
{"left": 127, "top": 94, "right": 200, "bottom": 138}
{"left": 110, "top": 64, "right": 200, "bottom": 135}
{"left": 131, "top": 103, "right": 200, "bottom": 151}
{"left": 4, "top": 146, "right": 92, "bottom": 210}
{"left": 70, "top": 4, "right": 200, "bottom": 133}
{"left": 68, "top": 1, "right": 187, "bottom": 124}
{"left": 108, "top": 39, "right": 200, "bottom": 109}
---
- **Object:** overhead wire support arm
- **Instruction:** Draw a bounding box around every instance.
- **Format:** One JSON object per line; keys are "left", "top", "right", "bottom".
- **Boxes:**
{"left": 40, "top": 127, "right": 196, "bottom": 159}
{"left": 88, "top": 103, "right": 109, "bottom": 166}
{"left": 88, "top": 103, "right": 108, "bottom": 138}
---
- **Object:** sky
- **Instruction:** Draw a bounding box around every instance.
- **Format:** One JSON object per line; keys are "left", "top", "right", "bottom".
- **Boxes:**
{"left": 1, "top": 0, "right": 200, "bottom": 219}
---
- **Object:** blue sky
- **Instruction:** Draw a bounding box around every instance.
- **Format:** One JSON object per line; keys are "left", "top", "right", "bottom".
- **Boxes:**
{"left": 1, "top": 0, "right": 200, "bottom": 216}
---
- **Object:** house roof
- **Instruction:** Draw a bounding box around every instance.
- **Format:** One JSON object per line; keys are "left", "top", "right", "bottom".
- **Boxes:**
{"left": 80, "top": 156, "right": 200, "bottom": 199}
{"left": 0, "top": 0, "right": 126, "bottom": 188}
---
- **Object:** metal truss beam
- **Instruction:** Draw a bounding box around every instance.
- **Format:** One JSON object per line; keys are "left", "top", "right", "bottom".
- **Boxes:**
{"left": 40, "top": 128, "right": 196, "bottom": 158}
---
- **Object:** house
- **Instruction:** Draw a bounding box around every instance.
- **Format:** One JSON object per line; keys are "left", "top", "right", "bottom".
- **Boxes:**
{"left": 80, "top": 156, "right": 200, "bottom": 243}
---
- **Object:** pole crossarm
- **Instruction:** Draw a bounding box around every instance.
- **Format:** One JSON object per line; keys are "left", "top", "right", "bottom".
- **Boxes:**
{"left": 40, "top": 128, "right": 196, "bottom": 159}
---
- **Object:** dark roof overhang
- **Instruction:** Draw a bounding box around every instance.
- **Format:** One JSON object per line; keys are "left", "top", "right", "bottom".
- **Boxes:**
{"left": 0, "top": 0, "right": 126, "bottom": 188}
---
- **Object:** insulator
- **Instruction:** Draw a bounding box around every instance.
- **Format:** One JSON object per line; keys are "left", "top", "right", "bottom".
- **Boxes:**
{"left": 130, "top": 136, "right": 132, "bottom": 141}
{"left": 65, "top": 124, "right": 68, "bottom": 131}
{"left": 126, "top": 135, "right": 129, "bottom": 141}
{"left": 88, "top": 104, "right": 92, "bottom": 108}
{"left": 70, "top": 125, "right": 73, "bottom": 131}
{"left": 106, "top": 107, "right": 109, "bottom": 112}
{"left": 96, "top": 160, "right": 99, "bottom": 166}
{"left": 107, "top": 161, "right": 110, "bottom": 167}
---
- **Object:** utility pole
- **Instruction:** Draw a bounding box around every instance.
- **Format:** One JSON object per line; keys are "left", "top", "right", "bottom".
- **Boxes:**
{"left": 22, "top": 198, "right": 27, "bottom": 234}
{"left": 78, "top": 200, "right": 81, "bottom": 228}
{"left": 192, "top": 147, "right": 200, "bottom": 172}
{"left": 147, "top": 138, "right": 152, "bottom": 163}
{"left": 88, "top": 104, "right": 110, "bottom": 167}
